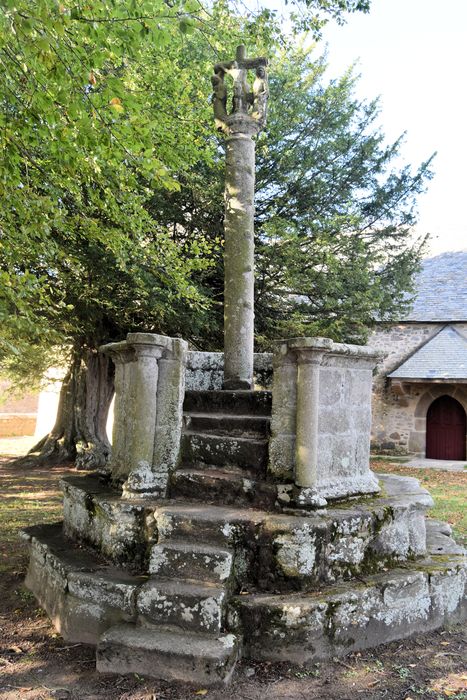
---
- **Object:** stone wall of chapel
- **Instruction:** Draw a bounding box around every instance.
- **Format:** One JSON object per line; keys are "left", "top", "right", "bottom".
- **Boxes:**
{"left": 367, "top": 323, "right": 467, "bottom": 454}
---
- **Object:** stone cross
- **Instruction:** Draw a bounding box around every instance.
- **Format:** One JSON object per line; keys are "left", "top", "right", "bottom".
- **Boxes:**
{"left": 211, "top": 45, "right": 268, "bottom": 389}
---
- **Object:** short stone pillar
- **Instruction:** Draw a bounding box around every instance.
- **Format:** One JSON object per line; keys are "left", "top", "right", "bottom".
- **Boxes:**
{"left": 269, "top": 337, "right": 381, "bottom": 507}
{"left": 293, "top": 338, "right": 333, "bottom": 506}
{"left": 100, "top": 333, "right": 188, "bottom": 498}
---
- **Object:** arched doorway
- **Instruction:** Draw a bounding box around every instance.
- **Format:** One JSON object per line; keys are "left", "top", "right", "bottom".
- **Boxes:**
{"left": 426, "top": 395, "right": 466, "bottom": 460}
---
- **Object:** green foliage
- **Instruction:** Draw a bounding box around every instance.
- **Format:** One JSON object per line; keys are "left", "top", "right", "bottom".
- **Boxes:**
{"left": 288, "top": 0, "right": 370, "bottom": 35}
{"left": 1, "top": 0, "right": 422, "bottom": 391}
{"left": 0, "top": 0, "right": 223, "bottom": 380}
{"left": 253, "top": 48, "right": 433, "bottom": 344}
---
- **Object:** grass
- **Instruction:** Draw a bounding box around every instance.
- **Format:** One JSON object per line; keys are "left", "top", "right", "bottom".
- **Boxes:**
{"left": 0, "top": 457, "right": 67, "bottom": 574}
{"left": 371, "top": 460, "right": 467, "bottom": 546}
{"left": 0, "top": 435, "right": 37, "bottom": 457}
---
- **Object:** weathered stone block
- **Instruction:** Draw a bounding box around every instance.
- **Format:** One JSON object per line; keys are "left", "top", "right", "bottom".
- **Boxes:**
{"left": 181, "top": 432, "right": 268, "bottom": 472}
{"left": 67, "top": 571, "right": 138, "bottom": 616}
{"left": 149, "top": 542, "right": 233, "bottom": 584}
{"left": 185, "top": 352, "right": 273, "bottom": 391}
{"left": 234, "top": 555, "right": 467, "bottom": 663}
{"left": 23, "top": 523, "right": 143, "bottom": 645}
{"left": 136, "top": 579, "right": 225, "bottom": 634}
{"left": 273, "top": 523, "right": 319, "bottom": 578}
{"left": 268, "top": 337, "right": 381, "bottom": 502}
{"left": 97, "top": 624, "right": 240, "bottom": 685}
{"left": 61, "top": 475, "right": 149, "bottom": 568}
{"left": 267, "top": 433, "right": 295, "bottom": 480}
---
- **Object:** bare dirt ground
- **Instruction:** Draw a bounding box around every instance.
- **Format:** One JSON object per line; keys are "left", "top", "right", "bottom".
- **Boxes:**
{"left": 0, "top": 454, "right": 466, "bottom": 700}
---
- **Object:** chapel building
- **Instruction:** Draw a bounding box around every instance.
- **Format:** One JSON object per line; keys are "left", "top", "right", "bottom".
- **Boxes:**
{"left": 368, "top": 250, "right": 467, "bottom": 459}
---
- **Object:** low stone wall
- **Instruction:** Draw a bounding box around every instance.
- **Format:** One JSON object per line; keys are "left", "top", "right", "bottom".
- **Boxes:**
{"left": 268, "top": 338, "right": 381, "bottom": 503}
{"left": 0, "top": 414, "right": 36, "bottom": 437}
{"left": 185, "top": 352, "right": 273, "bottom": 391}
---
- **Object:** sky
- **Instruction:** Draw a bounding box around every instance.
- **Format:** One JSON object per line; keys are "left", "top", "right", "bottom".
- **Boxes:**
{"left": 318, "top": 0, "right": 467, "bottom": 257}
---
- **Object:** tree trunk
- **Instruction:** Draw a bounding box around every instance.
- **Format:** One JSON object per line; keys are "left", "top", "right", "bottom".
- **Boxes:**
{"left": 18, "top": 343, "right": 115, "bottom": 470}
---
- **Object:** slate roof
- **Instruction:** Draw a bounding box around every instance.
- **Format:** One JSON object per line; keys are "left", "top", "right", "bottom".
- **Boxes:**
{"left": 403, "top": 250, "right": 467, "bottom": 321}
{"left": 389, "top": 326, "right": 467, "bottom": 380}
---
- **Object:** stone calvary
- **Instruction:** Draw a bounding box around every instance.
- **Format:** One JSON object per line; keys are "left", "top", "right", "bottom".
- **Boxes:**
{"left": 22, "top": 46, "right": 466, "bottom": 686}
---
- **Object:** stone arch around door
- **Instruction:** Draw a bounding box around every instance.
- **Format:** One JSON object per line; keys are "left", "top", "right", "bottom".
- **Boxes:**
{"left": 411, "top": 386, "right": 467, "bottom": 459}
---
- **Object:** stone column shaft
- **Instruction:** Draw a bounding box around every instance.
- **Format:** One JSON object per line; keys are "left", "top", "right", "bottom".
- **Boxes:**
{"left": 211, "top": 45, "right": 268, "bottom": 390}
{"left": 223, "top": 128, "right": 256, "bottom": 389}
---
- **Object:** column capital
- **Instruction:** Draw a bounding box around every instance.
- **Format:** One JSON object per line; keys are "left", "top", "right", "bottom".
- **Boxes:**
{"left": 282, "top": 336, "right": 333, "bottom": 365}
{"left": 294, "top": 349, "right": 327, "bottom": 366}
{"left": 98, "top": 340, "right": 135, "bottom": 365}
{"left": 286, "top": 336, "right": 333, "bottom": 351}
{"left": 126, "top": 333, "right": 188, "bottom": 361}
{"left": 223, "top": 113, "right": 261, "bottom": 137}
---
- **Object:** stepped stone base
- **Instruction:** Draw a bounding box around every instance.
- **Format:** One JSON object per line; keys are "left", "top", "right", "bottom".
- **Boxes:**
{"left": 21, "top": 378, "right": 466, "bottom": 688}
{"left": 22, "top": 519, "right": 466, "bottom": 681}
{"left": 22, "top": 347, "right": 467, "bottom": 686}
{"left": 60, "top": 473, "right": 436, "bottom": 587}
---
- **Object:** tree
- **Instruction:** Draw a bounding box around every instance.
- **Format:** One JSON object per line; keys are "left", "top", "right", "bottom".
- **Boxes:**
{"left": 0, "top": 0, "right": 220, "bottom": 466}
{"left": 253, "top": 48, "right": 433, "bottom": 344}
{"left": 0, "top": 0, "right": 394, "bottom": 468}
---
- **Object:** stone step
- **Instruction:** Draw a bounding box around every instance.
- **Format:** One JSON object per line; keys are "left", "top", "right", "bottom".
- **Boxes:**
{"left": 156, "top": 503, "right": 265, "bottom": 546}
{"left": 136, "top": 579, "right": 226, "bottom": 634}
{"left": 183, "top": 412, "right": 270, "bottom": 438}
{"left": 149, "top": 541, "right": 234, "bottom": 584}
{"left": 181, "top": 432, "right": 268, "bottom": 471}
{"left": 21, "top": 522, "right": 147, "bottom": 645}
{"left": 97, "top": 623, "right": 240, "bottom": 685}
{"left": 184, "top": 390, "right": 272, "bottom": 416}
{"left": 231, "top": 553, "right": 467, "bottom": 664}
{"left": 170, "top": 468, "right": 278, "bottom": 509}
{"left": 426, "top": 519, "right": 466, "bottom": 555}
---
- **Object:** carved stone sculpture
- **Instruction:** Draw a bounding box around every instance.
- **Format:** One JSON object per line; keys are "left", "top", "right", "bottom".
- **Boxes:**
{"left": 211, "top": 44, "right": 268, "bottom": 132}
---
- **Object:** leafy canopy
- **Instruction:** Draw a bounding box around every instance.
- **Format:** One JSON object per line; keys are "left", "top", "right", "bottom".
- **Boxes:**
{"left": 0, "top": 0, "right": 218, "bottom": 376}
{"left": 4, "top": 0, "right": 428, "bottom": 390}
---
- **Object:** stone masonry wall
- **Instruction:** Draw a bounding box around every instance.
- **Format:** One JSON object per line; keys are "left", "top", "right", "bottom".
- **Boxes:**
{"left": 186, "top": 352, "right": 273, "bottom": 391}
{"left": 0, "top": 379, "right": 38, "bottom": 437}
{"left": 367, "top": 323, "right": 467, "bottom": 454}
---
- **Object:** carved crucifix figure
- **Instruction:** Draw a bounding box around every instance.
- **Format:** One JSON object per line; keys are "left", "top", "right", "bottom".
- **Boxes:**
{"left": 211, "top": 45, "right": 269, "bottom": 389}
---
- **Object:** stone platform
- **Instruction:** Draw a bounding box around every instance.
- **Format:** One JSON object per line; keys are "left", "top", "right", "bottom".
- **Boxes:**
{"left": 23, "top": 472, "right": 466, "bottom": 684}
{"left": 60, "top": 472, "right": 435, "bottom": 586}
{"left": 21, "top": 342, "right": 467, "bottom": 686}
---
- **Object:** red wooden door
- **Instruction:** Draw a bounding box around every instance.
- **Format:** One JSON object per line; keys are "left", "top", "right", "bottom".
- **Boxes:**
{"left": 426, "top": 395, "right": 466, "bottom": 460}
